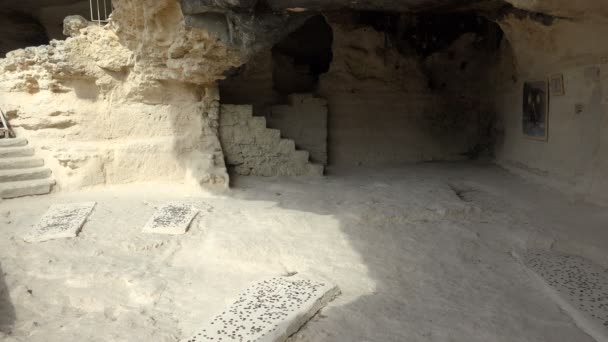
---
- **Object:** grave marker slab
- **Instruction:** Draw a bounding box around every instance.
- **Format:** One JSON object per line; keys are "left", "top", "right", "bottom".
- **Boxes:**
{"left": 182, "top": 276, "right": 340, "bottom": 342}
{"left": 142, "top": 202, "right": 199, "bottom": 235}
{"left": 525, "top": 251, "right": 608, "bottom": 340}
{"left": 24, "top": 202, "right": 96, "bottom": 243}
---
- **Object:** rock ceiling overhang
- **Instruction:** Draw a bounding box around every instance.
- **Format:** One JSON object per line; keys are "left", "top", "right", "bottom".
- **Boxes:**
{"left": 180, "top": 0, "right": 483, "bottom": 14}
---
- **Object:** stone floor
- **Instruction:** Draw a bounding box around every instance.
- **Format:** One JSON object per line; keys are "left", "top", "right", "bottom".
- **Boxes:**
{"left": 0, "top": 162, "right": 607, "bottom": 342}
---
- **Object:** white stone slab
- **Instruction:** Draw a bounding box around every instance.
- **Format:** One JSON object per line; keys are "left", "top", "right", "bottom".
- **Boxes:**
{"left": 525, "top": 251, "right": 608, "bottom": 340}
{"left": 24, "top": 202, "right": 96, "bottom": 243}
{"left": 181, "top": 276, "right": 340, "bottom": 342}
{"left": 142, "top": 202, "right": 199, "bottom": 235}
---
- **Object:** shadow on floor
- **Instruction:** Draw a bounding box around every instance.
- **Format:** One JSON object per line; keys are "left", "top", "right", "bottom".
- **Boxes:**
{"left": 0, "top": 262, "right": 15, "bottom": 334}
{"left": 226, "top": 166, "right": 469, "bottom": 341}
{"left": 225, "top": 163, "right": 600, "bottom": 342}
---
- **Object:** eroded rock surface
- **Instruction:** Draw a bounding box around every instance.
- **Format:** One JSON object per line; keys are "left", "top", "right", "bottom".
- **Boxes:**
{"left": 63, "top": 15, "right": 90, "bottom": 37}
{"left": 0, "top": 0, "right": 240, "bottom": 190}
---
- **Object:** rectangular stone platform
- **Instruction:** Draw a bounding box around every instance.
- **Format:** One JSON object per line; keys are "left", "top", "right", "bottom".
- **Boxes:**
{"left": 24, "top": 202, "right": 96, "bottom": 243}
{"left": 181, "top": 276, "right": 340, "bottom": 342}
{"left": 142, "top": 202, "right": 199, "bottom": 235}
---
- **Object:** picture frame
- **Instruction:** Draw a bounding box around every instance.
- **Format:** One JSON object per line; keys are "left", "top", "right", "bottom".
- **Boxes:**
{"left": 523, "top": 80, "right": 549, "bottom": 141}
{"left": 549, "top": 73, "right": 565, "bottom": 96}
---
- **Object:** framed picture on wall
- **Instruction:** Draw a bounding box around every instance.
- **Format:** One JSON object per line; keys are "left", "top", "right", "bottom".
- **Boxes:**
{"left": 523, "top": 80, "right": 549, "bottom": 141}
{"left": 550, "top": 74, "right": 565, "bottom": 96}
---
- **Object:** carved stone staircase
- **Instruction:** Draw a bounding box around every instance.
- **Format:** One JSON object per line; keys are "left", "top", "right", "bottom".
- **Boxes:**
{"left": 0, "top": 138, "right": 55, "bottom": 199}
{"left": 219, "top": 104, "right": 324, "bottom": 176}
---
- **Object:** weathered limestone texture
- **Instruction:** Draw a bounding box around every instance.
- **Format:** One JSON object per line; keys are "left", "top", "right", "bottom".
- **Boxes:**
{"left": 63, "top": 15, "right": 90, "bottom": 37}
{"left": 494, "top": 15, "right": 608, "bottom": 204}
{"left": 318, "top": 15, "right": 498, "bottom": 166}
{"left": 181, "top": 276, "right": 340, "bottom": 342}
{"left": 24, "top": 202, "right": 96, "bottom": 243}
{"left": 267, "top": 94, "right": 328, "bottom": 165}
{"left": 219, "top": 105, "right": 324, "bottom": 176}
{"left": 0, "top": 0, "right": 246, "bottom": 191}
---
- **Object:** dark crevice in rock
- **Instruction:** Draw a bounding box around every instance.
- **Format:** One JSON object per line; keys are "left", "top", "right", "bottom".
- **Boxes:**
{"left": 0, "top": 11, "right": 50, "bottom": 57}
{"left": 485, "top": 3, "right": 573, "bottom": 25}
{"left": 180, "top": 0, "right": 259, "bottom": 14}
{"left": 324, "top": 10, "right": 503, "bottom": 60}
{"left": 272, "top": 14, "right": 333, "bottom": 93}
{"left": 179, "top": 0, "right": 572, "bottom": 63}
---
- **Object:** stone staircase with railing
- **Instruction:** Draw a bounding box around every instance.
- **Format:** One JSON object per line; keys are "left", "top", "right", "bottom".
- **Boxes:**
{"left": 219, "top": 104, "right": 324, "bottom": 177}
{"left": 0, "top": 138, "right": 55, "bottom": 199}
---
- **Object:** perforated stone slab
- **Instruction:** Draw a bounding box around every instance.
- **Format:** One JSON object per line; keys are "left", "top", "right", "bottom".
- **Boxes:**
{"left": 181, "top": 277, "right": 340, "bottom": 342}
{"left": 24, "top": 202, "right": 96, "bottom": 243}
{"left": 525, "top": 251, "right": 608, "bottom": 336}
{"left": 142, "top": 202, "right": 199, "bottom": 235}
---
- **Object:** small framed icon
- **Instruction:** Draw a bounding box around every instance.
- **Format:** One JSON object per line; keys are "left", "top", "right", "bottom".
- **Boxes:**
{"left": 549, "top": 74, "right": 565, "bottom": 96}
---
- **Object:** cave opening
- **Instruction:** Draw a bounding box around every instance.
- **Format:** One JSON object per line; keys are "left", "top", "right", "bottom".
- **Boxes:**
{"left": 219, "top": 14, "right": 334, "bottom": 110}
{"left": 0, "top": 11, "right": 50, "bottom": 57}
{"left": 0, "top": 1, "right": 92, "bottom": 57}
{"left": 271, "top": 14, "right": 334, "bottom": 95}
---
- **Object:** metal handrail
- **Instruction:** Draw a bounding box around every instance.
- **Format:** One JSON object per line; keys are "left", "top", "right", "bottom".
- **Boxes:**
{"left": 90, "top": 0, "right": 112, "bottom": 24}
{"left": 0, "top": 108, "right": 15, "bottom": 138}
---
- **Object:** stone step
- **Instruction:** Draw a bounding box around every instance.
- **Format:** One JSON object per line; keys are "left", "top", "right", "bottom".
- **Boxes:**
{"left": 250, "top": 116, "right": 267, "bottom": 130}
{"left": 0, "top": 146, "right": 35, "bottom": 158}
{"left": 0, "top": 178, "right": 55, "bottom": 199}
{"left": 0, "top": 157, "right": 45, "bottom": 170}
{"left": 0, "top": 138, "right": 27, "bottom": 148}
{"left": 307, "top": 163, "right": 324, "bottom": 176}
{"left": 293, "top": 150, "right": 310, "bottom": 163}
{"left": 266, "top": 128, "right": 281, "bottom": 141}
{"left": 278, "top": 139, "right": 296, "bottom": 153}
{"left": 0, "top": 167, "right": 52, "bottom": 183}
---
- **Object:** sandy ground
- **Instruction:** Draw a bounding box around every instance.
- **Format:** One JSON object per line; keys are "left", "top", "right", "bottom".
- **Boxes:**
{"left": 0, "top": 162, "right": 607, "bottom": 342}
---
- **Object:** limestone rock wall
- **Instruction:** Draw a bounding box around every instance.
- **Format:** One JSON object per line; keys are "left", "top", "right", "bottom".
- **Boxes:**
{"left": 0, "top": 0, "right": 246, "bottom": 191}
{"left": 3, "top": 0, "right": 606, "bottom": 194}
{"left": 318, "top": 15, "right": 500, "bottom": 166}
{"left": 111, "top": 0, "right": 245, "bottom": 86}
{"left": 218, "top": 12, "right": 505, "bottom": 167}
{"left": 494, "top": 16, "right": 608, "bottom": 204}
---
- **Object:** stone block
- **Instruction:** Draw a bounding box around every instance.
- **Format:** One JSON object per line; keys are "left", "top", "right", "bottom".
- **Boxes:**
{"left": 24, "top": 202, "right": 96, "bottom": 243}
{"left": 181, "top": 276, "right": 340, "bottom": 342}
{"left": 142, "top": 202, "right": 199, "bottom": 235}
{"left": 525, "top": 251, "right": 608, "bottom": 340}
